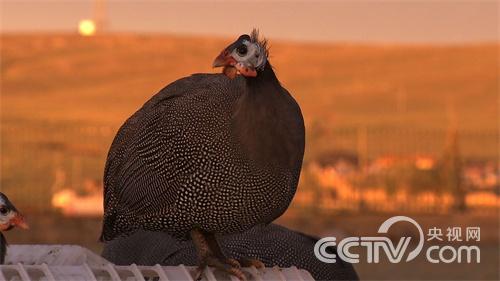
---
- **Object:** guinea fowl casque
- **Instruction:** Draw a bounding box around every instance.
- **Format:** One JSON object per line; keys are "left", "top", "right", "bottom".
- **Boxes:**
{"left": 0, "top": 193, "right": 29, "bottom": 264}
{"left": 101, "top": 30, "right": 305, "bottom": 279}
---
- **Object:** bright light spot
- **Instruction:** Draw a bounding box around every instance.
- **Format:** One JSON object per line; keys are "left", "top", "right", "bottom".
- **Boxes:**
{"left": 52, "top": 189, "right": 103, "bottom": 217}
{"left": 415, "top": 156, "right": 435, "bottom": 170}
{"left": 52, "top": 189, "right": 76, "bottom": 208}
{"left": 78, "top": 19, "right": 96, "bottom": 36}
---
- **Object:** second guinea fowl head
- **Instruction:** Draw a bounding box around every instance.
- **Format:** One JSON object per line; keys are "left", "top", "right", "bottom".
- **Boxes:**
{"left": 213, "top": 29, "right": 269, "bottom": 79}
{"left": 0, "top": 193, "right": 28, "bottom": 231}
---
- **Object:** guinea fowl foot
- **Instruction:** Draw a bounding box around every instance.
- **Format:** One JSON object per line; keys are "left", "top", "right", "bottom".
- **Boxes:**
{"left": 238, "top": 257, "right": 265, "bottom": 269}
{"left": 191, "top": 229, "right": 246, "bottom": 281}
{"left": 194, "top": 255, "right": 246, "bottom": 281}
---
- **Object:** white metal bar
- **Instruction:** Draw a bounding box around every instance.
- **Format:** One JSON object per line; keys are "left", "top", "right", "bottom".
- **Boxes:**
{"left": 40, "top": 264, "right": 57, "bottom": 281}
{"left": 203, "top": 267, "right": 218, "bottom": 281}
{"left": 15, "top": 263, "right": 31, "bottom": 281}
{"left": 0, "top": 267, "right": 7, "bottom": 281}
{"left": 290, "top": 266, "right": 305, "bottom": 281}
{"left": 105, "top": 263, "right": 122, "bottom": 281}
{"left": 272, "top": 266, "right": 287, "bottom": 281}
{"left": 248, "top": 266, "right": 263, "bottom": 281}
{"left": 129, "top": 264, "right": 146, "bottom": 281}
{"left": 153, "top": 264, "right": 170, "bottom": 281}
{"left": 178, "top": 264, "right": 194, "bottom": 281}
{"left": 82, "top": 263, "right": 98, "bottom": 281}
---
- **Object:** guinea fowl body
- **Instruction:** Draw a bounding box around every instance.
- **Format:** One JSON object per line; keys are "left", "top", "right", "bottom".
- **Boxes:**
{"left": 101, "top": 62, "right": 304, "bottom": 241}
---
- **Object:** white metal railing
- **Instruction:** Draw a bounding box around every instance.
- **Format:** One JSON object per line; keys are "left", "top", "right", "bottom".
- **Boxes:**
{"left": 0, "top": 245, "right": 315, "bottom": 281}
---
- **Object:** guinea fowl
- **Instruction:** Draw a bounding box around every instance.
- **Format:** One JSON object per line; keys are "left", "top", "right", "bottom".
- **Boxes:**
{"left": 101, "top": 30, "right": 305, "bottom": 279}
{"left": 0, "top": 192, "right": 29, "bottom": 264}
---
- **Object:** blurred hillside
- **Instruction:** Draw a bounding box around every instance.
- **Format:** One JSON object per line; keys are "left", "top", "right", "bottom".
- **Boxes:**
{"left": 2, "top": 35, "right": 498, "bottom": 130}
{"left": 1, "top": 34, "right": 498, "bottom": 212}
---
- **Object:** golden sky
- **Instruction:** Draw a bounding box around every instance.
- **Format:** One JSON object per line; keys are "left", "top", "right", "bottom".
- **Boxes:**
{"left": 1, "top": 0, "right": 498, "bottom": 43}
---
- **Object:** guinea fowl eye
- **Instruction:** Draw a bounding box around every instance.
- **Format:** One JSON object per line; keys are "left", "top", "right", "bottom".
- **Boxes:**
{"left": 236, "top": 45, "right": 248, "bottom": 56}
{"left": 0, "top": 207, "right": 7, "bottom": 215}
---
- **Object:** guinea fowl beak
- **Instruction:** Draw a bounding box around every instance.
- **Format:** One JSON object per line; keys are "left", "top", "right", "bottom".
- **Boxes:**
{"left": 212, "top": 50, "right": 236, "bottom": 68}
{"left": 213, "top": 50, "right": 257, "bottom": 78}
{"left": 213, "top": 51, "right": 239, "bottom": 79}
{"left": 11, "top": 213, "right": 29, "bottom": 230}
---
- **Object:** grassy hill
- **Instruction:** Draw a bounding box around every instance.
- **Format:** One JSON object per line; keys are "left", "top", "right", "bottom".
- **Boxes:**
{"left": 2, "top": 34, "right": 498, "bottom": 130}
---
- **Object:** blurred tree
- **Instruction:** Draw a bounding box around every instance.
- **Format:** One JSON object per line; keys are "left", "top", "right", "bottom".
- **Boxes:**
{"left": 302, "top": 164, "right": 324, "bottom": 213}
{"left": 303, "top": 119, "right": 326, "bottom": 165}
{"left": 438, "top": 128, "right": 465, "bottom": 211}
{"left": 407, "top": 165, "right": 441, "bottom": 195}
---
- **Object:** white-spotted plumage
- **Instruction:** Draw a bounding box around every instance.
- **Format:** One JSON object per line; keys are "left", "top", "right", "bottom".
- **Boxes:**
{"left": 101, "top": 33, "right": 305, "bottom": 243}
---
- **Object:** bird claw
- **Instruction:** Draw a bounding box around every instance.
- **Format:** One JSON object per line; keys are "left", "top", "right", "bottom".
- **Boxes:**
{"left": 195, "top": 255, "right": 247, "bottom": 281}
{"left": 238, "top": 257, "right": 265, "bottom": 269}
{"left": 226, "top": 258, "right": 242, "bottom": 268}
{"left": 194, "top": 267, "right": 203, "bottom": 281}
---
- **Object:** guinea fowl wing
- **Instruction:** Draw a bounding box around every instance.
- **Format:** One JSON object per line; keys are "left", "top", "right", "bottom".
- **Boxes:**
{"left": 101, "top": 74, "right": 240, "bottom": 241}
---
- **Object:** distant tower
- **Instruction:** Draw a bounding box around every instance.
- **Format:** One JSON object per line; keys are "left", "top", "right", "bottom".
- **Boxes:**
{"left": 93, "top": 0, "right": 107, "bottom": 33}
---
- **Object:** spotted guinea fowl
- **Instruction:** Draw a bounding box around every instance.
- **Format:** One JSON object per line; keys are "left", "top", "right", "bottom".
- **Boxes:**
{"left": 100, "top": 30, "right": 305, "bottom": 278}
{"left": 0, "top": 192, "right": 29, "bottom": 264}
{"left": 102, "top": 224, "right": 359, "bottom": 281}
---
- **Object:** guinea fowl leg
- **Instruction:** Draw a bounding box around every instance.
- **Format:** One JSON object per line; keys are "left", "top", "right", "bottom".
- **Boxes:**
{"left": 205, "top": 233, "right": 241, "bottom": 268}
{"left": 205, "top": 233, "right": 265, "bottom": 269}
{"left": 191, "top": 229, "right": 246, "bottom": 281}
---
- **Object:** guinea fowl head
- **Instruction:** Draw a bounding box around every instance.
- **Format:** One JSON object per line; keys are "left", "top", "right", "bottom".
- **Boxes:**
{"left": 213, "top": 29, "right": 269, "bottom": 79}
{"left": 0, "top": 193, "right": 28, "bottom": 231}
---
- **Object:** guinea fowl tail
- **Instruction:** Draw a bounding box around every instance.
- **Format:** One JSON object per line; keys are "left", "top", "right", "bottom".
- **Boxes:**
{"left": 100, "top": 210, "right": 141, "bottom": 242}
{"left": 100, "top": 209, "right": 118, "bottom": 242}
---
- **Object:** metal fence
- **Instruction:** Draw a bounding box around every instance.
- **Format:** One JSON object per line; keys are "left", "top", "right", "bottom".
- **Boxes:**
{"left": 1, "top": 124, "right": 498, "bottom": 213}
